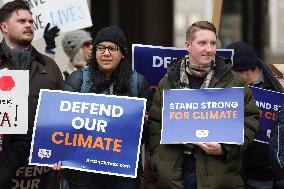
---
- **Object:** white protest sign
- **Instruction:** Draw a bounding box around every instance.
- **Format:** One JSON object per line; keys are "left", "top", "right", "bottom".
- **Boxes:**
{"left": 3, "top": 0, "right": 93, "bottom": 40}
{"left": 0, "top": 70, "right": 29, "bottom": 134}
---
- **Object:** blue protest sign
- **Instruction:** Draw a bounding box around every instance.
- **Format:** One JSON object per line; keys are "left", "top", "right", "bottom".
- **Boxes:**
{"left": 29, "top": 90, "right": 146, "bottom": 178}
{"left": 249, "top": 87, "right": 284, "bottom": 143}
{"left": 161, "top": 88, "right": 244, "bottom": 144}
{"left": 132, "top": 44, "right": 233, "bottom": 87}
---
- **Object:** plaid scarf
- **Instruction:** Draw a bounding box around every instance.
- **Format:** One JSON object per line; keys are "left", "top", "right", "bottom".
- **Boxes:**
{"left": 180, "top": 55, "right": 215, "bottom": 89}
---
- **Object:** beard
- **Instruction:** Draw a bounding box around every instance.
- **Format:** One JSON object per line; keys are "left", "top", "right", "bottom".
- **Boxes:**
{"left": 17, "top": 38, "right": 33, "bottom": 47}
{"left": 9, "top": 33, "right": 33, "bottom": 48}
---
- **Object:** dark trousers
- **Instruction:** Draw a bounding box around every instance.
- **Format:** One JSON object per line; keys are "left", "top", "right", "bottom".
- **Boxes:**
{"left": 69, "top": 174, "right": 139, "bottom": 189}
{"left": 182, "top": 153, "right": 197, "bottom": 189}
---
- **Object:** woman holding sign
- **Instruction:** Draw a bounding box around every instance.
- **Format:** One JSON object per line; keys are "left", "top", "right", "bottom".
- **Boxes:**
{"left": 54, "top": 26, "right": 150, "bottom": 189}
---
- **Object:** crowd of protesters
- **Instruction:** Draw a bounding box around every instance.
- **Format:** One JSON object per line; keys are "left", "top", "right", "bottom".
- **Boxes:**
{"left": 0, "top": 1, "right": 283, "bottom": 189}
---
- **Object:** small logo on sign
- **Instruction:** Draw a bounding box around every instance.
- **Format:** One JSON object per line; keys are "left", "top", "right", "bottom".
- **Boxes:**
{"left": 267, "top": 129, "right": 271, "bottom": 138}
{"left": 38, "top": 149, "right": 51, "bottom": 159}
{"left": 196, "top": 130, "right": 209, "bottom": 138}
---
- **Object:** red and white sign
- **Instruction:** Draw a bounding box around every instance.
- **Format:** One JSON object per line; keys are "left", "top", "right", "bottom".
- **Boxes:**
{"left": 0, "top": 70, "right": 29, "bottom": 134}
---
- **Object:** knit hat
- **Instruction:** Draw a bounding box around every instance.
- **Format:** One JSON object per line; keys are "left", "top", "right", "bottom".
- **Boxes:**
{"left": 61, "top": 30, "right": 92, "bottom": 61}
{"left": 225, "top": 41, "right": 260, "bottom": 71}
{"left": 93, "top": 26, "right": 127, "bottom": 55}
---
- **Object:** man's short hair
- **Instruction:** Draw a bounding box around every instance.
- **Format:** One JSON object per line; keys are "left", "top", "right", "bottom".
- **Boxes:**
{"left": 186, "top": 21, "right": 217, "bottom": 41}
{"left": 0, "top": 0, "right": 31, "bottom": 23}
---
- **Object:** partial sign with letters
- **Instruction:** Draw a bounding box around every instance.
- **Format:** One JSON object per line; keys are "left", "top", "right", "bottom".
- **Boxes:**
{"left": 0, "top": 70, "right": 29, "bottom": 134}
{"left": 161, "top": 88, "right": 244, "bottom": 144}
{"left": 29, "top": 90, "right": 146, "bottom": 178}
{"left": 249, "top": 86, "right": 284, "bottom": 143}
{"left": 132, "top": 44, "right": 233, "bottom": 87}
{"left": 12, "top": 165, "right": 52, "bottom": 189}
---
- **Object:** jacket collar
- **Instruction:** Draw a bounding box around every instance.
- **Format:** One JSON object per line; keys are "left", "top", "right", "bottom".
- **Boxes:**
{"left": 0, "top": 42, "right": 46, "bottom": 67}
{"left": 0, "top": 42, "right": 48, "bottom": 81}
{"left": 167, "top": 55, "right": 233, "bottom": 88}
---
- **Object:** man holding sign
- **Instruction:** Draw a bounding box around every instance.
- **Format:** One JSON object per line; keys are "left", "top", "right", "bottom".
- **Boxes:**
{"left": 149, "top": 21, "right": 259, "bottom": 189}
{"left": 0, "top": 1, "right": 63, "bottom": 188}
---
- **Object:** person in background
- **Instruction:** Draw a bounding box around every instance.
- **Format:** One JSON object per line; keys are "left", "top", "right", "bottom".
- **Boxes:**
{"left": 54, "top": 25, "right": 150, "bottom": 189}
{"left": 0, "top": 0, "right": 63, "bottom": 188}
{"left": 226, "top": 41, "right": 284, "bottom": 189}
{"left": 61, "top": 30, "right": 93, "bottom": 79}
{"left": 148, "top": 21, "right": 259, "bottom": 189}
{"left": 42, "top": 25, "right": 92, "bottom": 80}
{"left": 226, "top": 41, "right": 276, "bottom": 89}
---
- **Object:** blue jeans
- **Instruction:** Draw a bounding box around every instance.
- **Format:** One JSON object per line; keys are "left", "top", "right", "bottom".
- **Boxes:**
{"left": 68, "top": 174, "right": 139, "bottom": 189}
{"left": 274, "top": 179, "right": 284, "bottom": 189}
{"left": 246, "top": 179, "right": 273, "bottom": 189}
{"left": 182, "top": 153, "right": 197, "bottom": 189}
{"left": 61, "top": 179, "right": 69, "bottom": 189}
{"left": 246, "top": 179, "right": 284, "bottom": 189}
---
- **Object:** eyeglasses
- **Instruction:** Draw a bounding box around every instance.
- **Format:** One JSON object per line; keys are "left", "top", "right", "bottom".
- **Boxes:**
{"left": 96, "top": 44, "right": 119, "bottom": 54}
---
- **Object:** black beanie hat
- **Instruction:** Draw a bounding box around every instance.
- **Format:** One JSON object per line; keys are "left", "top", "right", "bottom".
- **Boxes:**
{"left": 93, "top": 26, "right": 127, "bottom": 55}
{"left": 225, "top": 41, "right": 260, "bottom": 71}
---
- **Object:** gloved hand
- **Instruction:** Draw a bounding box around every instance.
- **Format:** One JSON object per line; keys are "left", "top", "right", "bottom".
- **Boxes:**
{"left": 43, "top": 23, "right": 60, "bottom": 50}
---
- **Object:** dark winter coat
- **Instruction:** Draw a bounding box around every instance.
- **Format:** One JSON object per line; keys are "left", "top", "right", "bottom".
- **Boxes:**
{"left": 149, "top": 56, "right": 259, "bottom": 189}
{"left": 244, "top": 60, "right": 282, "bottom": 181}
{"left": 0, "top": 44, "right": 63, "bottom": 188}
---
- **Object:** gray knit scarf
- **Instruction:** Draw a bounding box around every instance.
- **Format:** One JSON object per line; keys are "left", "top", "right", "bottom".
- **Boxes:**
{"left": 1, "top": 40, "right": 33, "bottom": 70}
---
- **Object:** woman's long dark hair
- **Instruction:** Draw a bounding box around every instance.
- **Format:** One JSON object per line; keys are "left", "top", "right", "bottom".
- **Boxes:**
{"left": 89, "top": 53, "right": 132, "bottom": 95}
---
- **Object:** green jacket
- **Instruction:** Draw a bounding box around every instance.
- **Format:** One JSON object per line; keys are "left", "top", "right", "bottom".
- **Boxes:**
{"left": 149, "top": 56, "right": 259, "bottom": 189}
